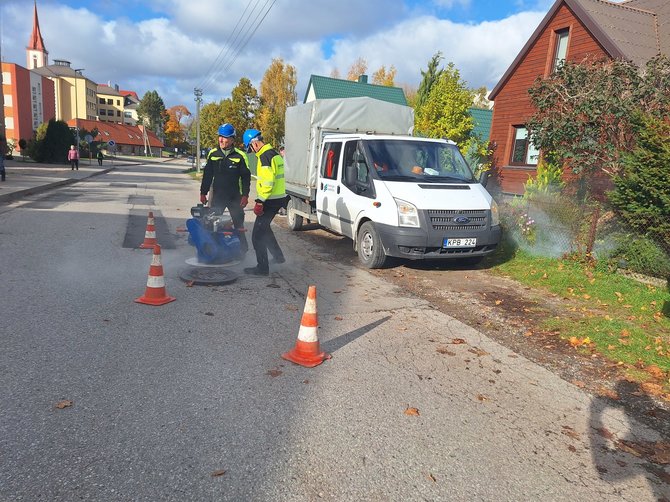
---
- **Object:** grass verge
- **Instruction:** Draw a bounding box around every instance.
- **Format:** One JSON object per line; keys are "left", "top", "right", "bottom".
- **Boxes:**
{"left": 489, "top": 247, "right": 670, "bottom": 396}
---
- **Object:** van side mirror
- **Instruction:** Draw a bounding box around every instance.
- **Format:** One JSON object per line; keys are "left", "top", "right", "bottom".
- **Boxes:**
{"left": 479, "top": 170, "right": 489, "bottom": 187}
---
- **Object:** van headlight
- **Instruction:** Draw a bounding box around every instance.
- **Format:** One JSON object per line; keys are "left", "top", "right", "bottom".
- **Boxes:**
{"left": 491, "top": 199, "right": 500, "bottom": 226}
{"left": 395, "top": 198, "right": 420, "bottom": 227}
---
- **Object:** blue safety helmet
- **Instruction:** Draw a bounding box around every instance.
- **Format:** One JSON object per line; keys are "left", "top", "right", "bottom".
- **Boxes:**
{"left": 218, "top": 123, "right": 235, "bottom": 138}
{"left": 243, "top": 129, "right": 261, "bottom": 149}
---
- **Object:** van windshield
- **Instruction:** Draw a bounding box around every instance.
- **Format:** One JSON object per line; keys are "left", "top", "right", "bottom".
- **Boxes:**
{"left": 364, "top": 139, "right": 475, "bottom": 183}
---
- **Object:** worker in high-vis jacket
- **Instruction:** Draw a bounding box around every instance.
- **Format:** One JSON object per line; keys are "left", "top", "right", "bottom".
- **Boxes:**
{"left": 200, "top": 123, "right": 251, "bottom": 254}
{"left": 242, "top": 129, "right": 286, "bottom": 276}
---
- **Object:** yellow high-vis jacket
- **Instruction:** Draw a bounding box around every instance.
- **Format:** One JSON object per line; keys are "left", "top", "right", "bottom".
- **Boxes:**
{"left": 254, "top": 143, "right": 285, "bottom": 202}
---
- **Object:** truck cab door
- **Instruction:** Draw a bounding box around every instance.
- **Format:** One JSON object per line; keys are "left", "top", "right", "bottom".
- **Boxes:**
{"left": 316, "top": 141, "right": 343, "bottom": 233}
{"left": 339, "top": 140, "right": 376, "bottom": 238}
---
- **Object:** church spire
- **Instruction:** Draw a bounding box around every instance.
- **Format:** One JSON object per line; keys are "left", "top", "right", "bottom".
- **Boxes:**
{"left": 27, "top": 0, "right": 48, "bottom": 69}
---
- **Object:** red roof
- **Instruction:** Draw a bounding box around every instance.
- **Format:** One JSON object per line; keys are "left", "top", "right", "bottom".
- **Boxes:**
{"left": 67, "top": 119, "right": 164, "bottom": 148}
{"left": 119, "top": 90, "right": 139, "bottom": 100}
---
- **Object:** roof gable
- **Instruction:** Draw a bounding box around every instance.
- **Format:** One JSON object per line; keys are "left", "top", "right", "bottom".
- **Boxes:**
{"left": 490, "top": 0, "right": 664, "bottom": 99}
{"left": 304, "top": 74, "right": 407, "bottom": 106}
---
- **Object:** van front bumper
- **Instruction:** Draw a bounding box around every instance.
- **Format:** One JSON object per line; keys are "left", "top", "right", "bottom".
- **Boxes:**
{"left": 375, "top": 222, "right": 502, "bottom": 260}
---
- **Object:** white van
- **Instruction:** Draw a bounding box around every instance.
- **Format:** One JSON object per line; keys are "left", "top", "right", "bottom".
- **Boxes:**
{"left": 284, "top": 98, "right": 501, "bottom": 268}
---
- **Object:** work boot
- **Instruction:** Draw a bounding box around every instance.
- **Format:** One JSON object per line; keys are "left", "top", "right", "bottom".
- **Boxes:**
{"left": 244, "top": 266, "right": 269, "bottom": 276}
{"left": 270, "top": 255, "right": 286, "bottom": 264}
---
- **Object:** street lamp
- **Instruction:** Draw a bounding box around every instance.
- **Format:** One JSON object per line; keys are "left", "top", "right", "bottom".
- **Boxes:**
{"left": 73, "top": 68, "right": 84, "bottom": 153}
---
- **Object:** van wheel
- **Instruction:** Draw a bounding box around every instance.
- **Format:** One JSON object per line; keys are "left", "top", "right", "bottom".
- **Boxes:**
{"left": 286, "top": 197, "right": 303, "bottom": 231}
{"left": 357, "top": 222, "right": 387, "bottom": 268}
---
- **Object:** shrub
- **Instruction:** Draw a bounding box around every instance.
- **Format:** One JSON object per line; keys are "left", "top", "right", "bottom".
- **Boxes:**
{"left": 607, "top": 235, "right": 670, "bottom": 279}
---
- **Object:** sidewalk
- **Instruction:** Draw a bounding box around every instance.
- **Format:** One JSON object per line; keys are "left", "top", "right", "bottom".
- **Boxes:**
{"left": 0, "top": 155, "right": 184, "bottom": 205}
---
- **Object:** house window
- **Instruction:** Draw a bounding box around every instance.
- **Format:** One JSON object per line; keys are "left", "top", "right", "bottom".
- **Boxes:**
{"left": 553, "top": 29, "right": 569, "bottom": 72}
{"left": 510, "top": 126, "right": 539, "bottom": 166}
{"left": 107, "top": 98, "right": 113, "bottom": 105}
{"left": 99, "top": 98, "right": 105, "bottom": 104}
{"left": 100, "top": 109, "right": 106, "bottom": 116}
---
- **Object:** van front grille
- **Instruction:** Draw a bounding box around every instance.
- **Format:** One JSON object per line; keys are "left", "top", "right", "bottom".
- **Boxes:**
{"left": 427, "top": 209, "right": 488, "bottom": 230}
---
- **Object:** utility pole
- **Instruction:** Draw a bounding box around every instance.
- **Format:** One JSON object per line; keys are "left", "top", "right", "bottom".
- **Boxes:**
{"left": 194, "top": 87, "right": 202, "bottom": 173}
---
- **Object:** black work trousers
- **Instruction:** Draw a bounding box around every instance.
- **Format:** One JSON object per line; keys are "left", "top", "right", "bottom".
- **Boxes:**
{"left": 212, "top": 196, "right": 249, "bottom": 253}
{"left": 251, "top": 199, "right": 285, "bottom": 273}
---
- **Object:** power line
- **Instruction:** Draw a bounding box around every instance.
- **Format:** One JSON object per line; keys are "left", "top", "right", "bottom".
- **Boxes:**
{"left": 196, "top": 0, "right": 258, "bottom": 91}
{"left": 197, "top": 0, "right": 277, "bottom": 97}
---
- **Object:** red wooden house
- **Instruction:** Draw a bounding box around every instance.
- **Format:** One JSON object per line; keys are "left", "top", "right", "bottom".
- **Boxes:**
{"left": 489, "top": 0, "right": 670, "bottom": 195}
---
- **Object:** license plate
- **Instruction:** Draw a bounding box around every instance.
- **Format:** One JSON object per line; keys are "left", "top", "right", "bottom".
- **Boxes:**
{"left": 444, "top": 237, "right": 477, "bottom": 248}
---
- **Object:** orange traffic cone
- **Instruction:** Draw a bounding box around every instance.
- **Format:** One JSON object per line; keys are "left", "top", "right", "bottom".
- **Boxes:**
{"left": 282, "top": 285, "right": 330, "bottom": 367}
{"left": 139, "top": 211, "right": 157, "bottom": 249}
{"left": 135, "top": 244, "right": 176, "bottom": 306}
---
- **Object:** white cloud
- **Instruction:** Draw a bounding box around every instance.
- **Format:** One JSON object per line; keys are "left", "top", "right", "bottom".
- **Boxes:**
{"left": 1, "top": 1, "right": 544, "bottom": 108}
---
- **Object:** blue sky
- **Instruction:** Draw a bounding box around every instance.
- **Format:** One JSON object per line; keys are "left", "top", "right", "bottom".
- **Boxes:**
{"left": 1, "top": 0, "right": 561, "bottom": 107}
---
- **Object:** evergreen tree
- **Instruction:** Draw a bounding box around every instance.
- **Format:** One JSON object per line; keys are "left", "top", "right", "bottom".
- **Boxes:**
{"left": 137, "top": 90, "right": 167, "bottom": 136}
{"left": 416, "top": 52, "right": 444, "bottom": 109}
{"left": 609, "top": 112, "right": 670, "bottom": 252}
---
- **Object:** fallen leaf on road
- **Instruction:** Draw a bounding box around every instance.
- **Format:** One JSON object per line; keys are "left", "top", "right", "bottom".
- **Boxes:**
{"left": 426, "top": 473, "right": 437, "bottom": 482}
{"left": 561, "top": 426, "right": 580, "bottom": 440}
{"left": 476, "top": 394, "right": 489, "bottom": 402}
{"left": 495, "top": 299, "right": 503, "bottom": 305}
{"left": 404, "top": 407, "right": 420, "bottom": 416}
{"left": 523, "top": 330, "right": 533, "bottom": 337}
{"left": 285, "top": 304, "right": 299, "bottom": 311}
{"left": 266, "top": 369, "right": 283, "bottom": 378}
{"left": 185, "top": 280, "right": 195, "bottom": 287}
{"left": 597, "top": 387, "right": 620, "bottom": 400}
{"left": 334, "top": 316, "right": 343, "bottom": 321}
{"left": 332, "top": 290, "right": 342, "bottom": 294}
{"left": 55, "top": 400, "right": 73, "bottom": 409}
{"left": 642, "top": 382, "right": 665, "bottom": 396}
{"left": 211, "top": 470, "right": 226, "bottom": 477}
{"left": 568, "top": 445, "right": 577, "bottom": 452}
{"left": 449, "top": 338, "right": 467, "bottom": 345}
{"left": 572, "top": 380, "right": 586, "bottom": 388}
{"left": 204, "top": 312, "right": 214, "bottom": 316}
{"left": 266, "top": 284, "right": 280, "bottom": 289}
{"left": 617, "top": 440, "right": 670, "bottom": 464}
{"left": 469, "top": 347, "right": 489, "bottom": 357}
{"left": 436, "top": 347, "right": 456, "bottom": 356}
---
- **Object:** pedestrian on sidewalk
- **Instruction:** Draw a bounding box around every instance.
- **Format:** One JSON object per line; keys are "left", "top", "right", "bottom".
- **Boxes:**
{"left": 0, "top": 135, "right": 6, "bottom": 182}
{"left": 242, "top": 128, "right": 287, "bottom": 276}
{"left": 68, "top": 145, "right": 79, "bottom": 170}
{"left": 97, "top": 150, "right": 104, "bottom": 166}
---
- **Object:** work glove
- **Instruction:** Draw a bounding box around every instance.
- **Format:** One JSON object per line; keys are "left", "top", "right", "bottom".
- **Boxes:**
{"left": 199, "top": 194, "right": 207, "bottom": 204}
{"left": 240, "top": 195, "right": 249, "bottom": 208}
{"left": 253, "top": 202, "right": 264, "bottom": 216}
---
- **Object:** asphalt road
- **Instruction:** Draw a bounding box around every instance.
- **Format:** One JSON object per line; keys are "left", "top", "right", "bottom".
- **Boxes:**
{"left": 0, "top": 163, "right": 666, "bottom": 501}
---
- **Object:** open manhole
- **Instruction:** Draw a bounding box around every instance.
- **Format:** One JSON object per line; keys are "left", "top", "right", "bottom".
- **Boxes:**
{"left": 179, "top": 267, "right": 238, "bottom": 285}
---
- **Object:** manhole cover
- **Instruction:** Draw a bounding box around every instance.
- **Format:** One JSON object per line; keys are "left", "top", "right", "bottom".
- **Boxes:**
{"left": 185, "top": 257, "right": 240, "bottom": 268}
{"left": 179, "top": 267, "right": 238, "bottom": 285}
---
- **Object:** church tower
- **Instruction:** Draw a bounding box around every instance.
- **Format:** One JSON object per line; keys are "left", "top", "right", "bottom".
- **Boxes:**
{"left": 26, "top": 1, "right": 48, "bottom": 69}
